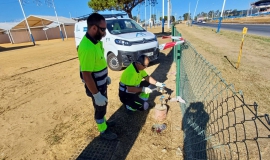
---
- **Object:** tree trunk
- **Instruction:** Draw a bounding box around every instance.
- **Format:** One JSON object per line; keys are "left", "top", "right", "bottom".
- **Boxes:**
{"left": 126, "top": 10, "right": 133, "bottom": 19}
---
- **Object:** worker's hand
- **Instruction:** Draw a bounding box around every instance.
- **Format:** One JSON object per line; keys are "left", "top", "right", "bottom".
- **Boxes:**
{"left": 93, "top": 92, "right": 108, "bottom": 106}
{"left": 142, "top": 87, "right": 153, "bottom": 94}
{"left": 155, "top": 82, "right": 165, "bottom": 88}
{"left": 106, "top": 77, "right": 111, "bottom": 85}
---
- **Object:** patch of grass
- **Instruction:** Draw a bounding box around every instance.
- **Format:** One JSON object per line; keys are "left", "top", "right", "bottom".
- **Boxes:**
{"left": 201, "top": 27, "right": 270, "bottom": 44}
{"left": 213, "top": 15, "right": 270, "bottom": 24}
{"left": 72, "top": 114, "right": 79, "bottom": 120}
{"left": 45, "top": 122, "right": 71, "bottom": 145}
{"left": 246, "top": 34, "right": 270, "bottom": 43}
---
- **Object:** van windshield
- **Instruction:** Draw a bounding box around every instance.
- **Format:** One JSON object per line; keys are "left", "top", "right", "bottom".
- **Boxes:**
{"left": 106, "top": 19, "right": 145, "bottom": 35}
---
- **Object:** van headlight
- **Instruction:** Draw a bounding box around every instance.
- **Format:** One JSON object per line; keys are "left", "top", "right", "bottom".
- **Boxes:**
{"left": 115, "top": 39, "right": 131, "bottom": 46}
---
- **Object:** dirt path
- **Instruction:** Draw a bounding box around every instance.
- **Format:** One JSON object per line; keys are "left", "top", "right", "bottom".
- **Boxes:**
{"left": 0, "top": 27, "right": 184, "bottom": 160}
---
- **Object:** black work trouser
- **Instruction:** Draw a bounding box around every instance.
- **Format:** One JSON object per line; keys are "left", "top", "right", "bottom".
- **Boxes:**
{"left": 119, "top": 81, "right": 150, "bottom": 111}
{"left": 84, "top": 84, "right": 107, "bottom": 119}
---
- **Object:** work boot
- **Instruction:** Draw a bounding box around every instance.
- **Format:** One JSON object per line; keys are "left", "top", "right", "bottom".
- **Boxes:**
{"left": 100, "top": 129, "right": 117, "bottom": 140}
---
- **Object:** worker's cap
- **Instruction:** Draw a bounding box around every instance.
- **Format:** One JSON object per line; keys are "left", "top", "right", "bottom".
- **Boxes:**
{"left": 136, "top": 55, "right": 147, "bottom": 65}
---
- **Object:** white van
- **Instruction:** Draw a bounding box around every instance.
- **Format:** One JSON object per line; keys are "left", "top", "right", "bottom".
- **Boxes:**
{"left": 74, "top": 14, "right": 159, "bottom": 71}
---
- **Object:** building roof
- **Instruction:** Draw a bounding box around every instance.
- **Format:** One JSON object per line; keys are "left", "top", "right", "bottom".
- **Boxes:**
{"left": 12, "top": 15, "right": 76, "bottom": 30}
{"left": 251, "top": 0, "right": 270, "bottom": 7}
{"left": 0, "top": 22, "right": 17, "bottom": 32}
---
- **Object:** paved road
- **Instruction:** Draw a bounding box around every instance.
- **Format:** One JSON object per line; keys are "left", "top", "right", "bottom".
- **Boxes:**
{"left": 193, "top": 23, "right": 270, "bottom": 37}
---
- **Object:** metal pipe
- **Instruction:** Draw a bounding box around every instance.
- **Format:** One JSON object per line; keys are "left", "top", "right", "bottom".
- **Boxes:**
{"left": 23, "top": 20, "right": 31, "bottom": 42}
{"left": 62, "top": 23, "right": 68, "bottom": 39}
{"left": 167, "top": 0, "right": 170, "bottom": 29}
{"left": 41, "top": 19, "right": 48, "bottom": 40}
{"left": 150, "top": 1, "right": 151, "bottom": 28}
{"left": 162, "top": 0, "right": 164, "bottom": 33}
{"left": 193, "top": 0, "right": 200, "bottom": 20}
{"left": 18, "top": 0, "right": 35, "bottom": 45}
{"left": 145, "top": 0, "right": 147, "bottom": 30}
{"left": 217, "top": 0, "right": 226, "bottom": 33}
{"left": 7, "top": 30, "right": 13, "bottom": 44}
{"left": 9, "top": 30, "right": 15, "bottom": 43}
{"left": 51, "top": 0, "right": 64, "bottom": 41}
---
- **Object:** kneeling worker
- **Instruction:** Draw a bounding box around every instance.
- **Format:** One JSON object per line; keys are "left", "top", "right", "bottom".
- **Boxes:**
{"left": 119, "top": 55, "right": 165, "bottom": 112}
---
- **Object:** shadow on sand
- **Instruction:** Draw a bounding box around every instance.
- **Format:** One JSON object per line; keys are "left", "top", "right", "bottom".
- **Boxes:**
{"left": 182, "top": 102, "right": 209, "bottom": 159}
{"left": 0, "top": 44, "right": 35, "bottom": 52}
{"left": 74, "top": 42, "right": 176, "bottom": 160}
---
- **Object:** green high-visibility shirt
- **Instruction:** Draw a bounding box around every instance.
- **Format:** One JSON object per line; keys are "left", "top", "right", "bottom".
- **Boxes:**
{"left": 78, "top": 33, "right": 107, "bottom": 72}
{"left": 120, "top": 62, "right": 148, "bottom": 86}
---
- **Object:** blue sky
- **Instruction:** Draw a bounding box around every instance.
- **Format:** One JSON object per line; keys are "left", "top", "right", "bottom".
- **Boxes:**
{"left": 0, "top": 0, "right": 253, "bottom": 22}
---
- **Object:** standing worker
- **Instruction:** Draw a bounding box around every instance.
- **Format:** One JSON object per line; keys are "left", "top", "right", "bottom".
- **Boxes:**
{"left": 119, "top": 55, "right": 165, "bottom": 113}
{"left": 78, "top": 13, "right": 117, "bottom": 140}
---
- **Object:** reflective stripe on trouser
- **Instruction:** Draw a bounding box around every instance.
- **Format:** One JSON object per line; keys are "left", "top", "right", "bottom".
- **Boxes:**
{"left": 126, "top": 103, "right": 140, "bottom": 111}
{"left": 120, "top": 93, "right": 149, "bottom": 111}
{"left": 95, "top": 117, "right": 107, "bottom": 132}
{"left": 126, "top": 93, "right": 149, "bottom": 111}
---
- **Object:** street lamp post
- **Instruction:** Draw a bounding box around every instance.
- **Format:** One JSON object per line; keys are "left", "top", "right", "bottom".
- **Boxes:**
{"left": 18, "top": 0, "right": 35, "bottom": 45}
{"left": 162, "top": 0, "right": 164, "bottom": 33}
{"left": 167, "top": 0, "right": 170, "bottom": 29}
{"left": 188, "top": 2, "right": 190, "bottom": 22}
{"left": 52, "top": 0, "right": 64, "bottom": 41}
{"left": 46, "top": 0, "right": 64, "bottom": 41}
{"left": 145, "top": 0, "right": 147, "bottom": 30}
{"left": 150, "top": 1, "right": 152, "bottom": 28}
{"left": 217, "top": 0, "right": 226, "bottom": 33}
{"left": 212, "top": 3, "right": 214, "bottom": 21}
{"left": 193, "top": 0, "right": 200, "bottom": 21}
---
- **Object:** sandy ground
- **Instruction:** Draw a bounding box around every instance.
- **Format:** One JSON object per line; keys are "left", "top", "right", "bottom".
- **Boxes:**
{"left": 0, "top": 27, "right": 184, "bottom": 160}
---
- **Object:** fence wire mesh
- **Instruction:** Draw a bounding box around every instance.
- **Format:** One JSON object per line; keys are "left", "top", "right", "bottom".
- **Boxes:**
{"left": 173, "top": 28, "right": 270, "bottom": 160}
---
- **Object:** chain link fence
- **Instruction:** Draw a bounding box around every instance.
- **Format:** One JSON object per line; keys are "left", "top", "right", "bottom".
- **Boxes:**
{"left": 172, "top": 26, "right": 270, "bottom": 160}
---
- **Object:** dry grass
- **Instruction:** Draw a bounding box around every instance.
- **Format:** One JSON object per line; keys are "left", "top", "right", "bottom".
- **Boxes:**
{"left": 212, "top": 15, "right": 270, "bottom": 24}
{"left": 175, "top": 24, "right": 270, "bottom": 114}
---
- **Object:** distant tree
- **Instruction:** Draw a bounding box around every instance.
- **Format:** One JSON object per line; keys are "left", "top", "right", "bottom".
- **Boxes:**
{"left": 159, "top": 16, "right": 167, "bottom": 21}
{"left": 88, "top": 0, "right": 158, "bottom": 18}
{"left": 179, "top": 16, "right": 182, "bottom": 20}
{"left": 183, "top": 13, "right": 189, "bottom": 21}
{"left": 231, "top": 9, "right": 238, "bottom": 16}
{"left": 208, "top": 11, "right": 214, "bottom": 19}
{"left": 202, "top": 12, "right": 207, "bottom": 17}
{"left": 151, "top": 14, "right": 156, "bottom": 21}
{"left": 215, "top": 10, "right": 220, "bottom": 17}
{"left": 171, "top": 16, "right": 175, "bottom": 22}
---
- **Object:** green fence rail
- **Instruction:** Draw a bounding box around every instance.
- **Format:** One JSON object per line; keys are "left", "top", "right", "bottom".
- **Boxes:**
{"left": 172, "top": 26, "right": 270, "bottom": 160}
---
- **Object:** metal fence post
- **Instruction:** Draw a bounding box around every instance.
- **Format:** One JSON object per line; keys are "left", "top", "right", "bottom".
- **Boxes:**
{"left": 172, "top": 25, "right": 175, "bottom": 62}
{"left": 176, "top": 31, "right": 181, "bottom": 97}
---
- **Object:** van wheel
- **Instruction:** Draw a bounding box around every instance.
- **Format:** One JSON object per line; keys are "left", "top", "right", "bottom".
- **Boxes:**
{"left": 107, "top": 53, "right": 122, "bottom": 71}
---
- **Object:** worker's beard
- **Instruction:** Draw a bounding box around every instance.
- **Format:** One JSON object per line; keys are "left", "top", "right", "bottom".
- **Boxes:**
{"left": 94, "top": 30, "right": 102, "bottom": 41}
